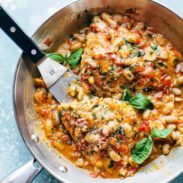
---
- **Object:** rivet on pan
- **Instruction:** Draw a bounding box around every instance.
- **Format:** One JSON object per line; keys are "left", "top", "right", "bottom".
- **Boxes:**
{"left": 31, "top": 134, "right": 39, "bottom": 143}
{"left": 59, "top": 166, "right": 68, "bottom": 173}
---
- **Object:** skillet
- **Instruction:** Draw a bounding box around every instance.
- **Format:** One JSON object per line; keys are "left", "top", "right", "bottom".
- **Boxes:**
{"left": 2, "top": 0, "right": 183, "bottom": 182}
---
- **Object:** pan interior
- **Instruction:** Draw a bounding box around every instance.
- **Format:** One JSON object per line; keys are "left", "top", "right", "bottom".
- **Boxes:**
{"left": 14, "top": 0, "right": 183, "bottom": 182}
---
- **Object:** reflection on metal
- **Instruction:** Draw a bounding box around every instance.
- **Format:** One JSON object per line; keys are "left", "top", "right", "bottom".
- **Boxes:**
{"left": 59, "top": 166, "right": 68, "bottom": 173}
{"left": 31, "top": 134, "right": 39, "bottom": 143}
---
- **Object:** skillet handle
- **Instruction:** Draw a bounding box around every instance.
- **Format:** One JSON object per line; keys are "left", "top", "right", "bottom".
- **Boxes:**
{"left": 0, "top": 6, "right": 44, "bottom": 63}
{"left": 1, "top": 159, "right": 42, "bottom": 183}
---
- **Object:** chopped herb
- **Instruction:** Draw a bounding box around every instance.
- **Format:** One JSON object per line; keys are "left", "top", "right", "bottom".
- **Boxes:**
{"left": 137, "top": 50, "right": 143, "bottom": 57}
{"left": 143, "top": 86, "right": 155, "bottom": 92}
{"left": 157, "top": 61, "right": 166, "bottom": 67}
{"left": 147, "top": 33, "right": 153, "bottom": 39}
{"left": 174, "top": 58, "right": 179, "bottom": 64}
{"left": 151, "top": 45, "right": 158, "bottom": 51}
{"left": 92, "top": 113, "right": 97, "bottom": 119}
{"left": 142, "top": 23, "right": 147, "bottom": 30}
{"left": 110, "top": 64, "right": 115, "bottom": 72}
{"left": 86, "top": 14, "right": 94, "bottom": 26}
{"left": 69, "top": 34, "right": 74, "bottom": 40}
{"left": 108, "top": 160, "right": 114, "bottom": 168}
{"left": 122, "top": 87, "right": 131, "bottom": 101}
{"left": 93, "top": 104, "right": 99, "bottom": 108}
{"left": 117, "top": 126, "right": 124, "bottom": 135}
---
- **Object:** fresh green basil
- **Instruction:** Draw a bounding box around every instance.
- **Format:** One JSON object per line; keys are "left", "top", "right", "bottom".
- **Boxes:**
{"left": 122, "top": 87, "right": 131, "bottom": 101}
{"left": 151, "top": 128, "right": 172, "bottom": 139}
{"left": 68, "top": 48, "right": 83, "bottom": 68}
{"left": 47, "top": 48, "right": 83, "bottom": 68}
{"left": 132, "top": 137, "right": 153, "bottom": 164}
{"left": 129, "top": 93, "right": 154, "bottom": 110}
{"left": 47, "top": 53, "right": 66, "bottom": 63}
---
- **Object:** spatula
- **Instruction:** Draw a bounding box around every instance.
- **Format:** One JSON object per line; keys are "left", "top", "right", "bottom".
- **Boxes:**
{"left": 0, "top": 6, "right": 77, "bottom": 103}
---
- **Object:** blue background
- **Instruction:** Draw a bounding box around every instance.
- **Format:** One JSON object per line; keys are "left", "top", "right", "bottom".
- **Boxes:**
{"left": 0, "top": 0, "right": 183, "bottom": 182}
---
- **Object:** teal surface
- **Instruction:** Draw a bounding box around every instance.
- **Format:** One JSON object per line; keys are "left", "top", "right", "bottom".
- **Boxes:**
{"left": 0, "top": 0, "right": 183, "bottom": 182}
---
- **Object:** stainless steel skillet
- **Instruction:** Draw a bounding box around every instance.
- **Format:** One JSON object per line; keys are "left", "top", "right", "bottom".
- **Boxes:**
{"left": 2, "top": 0, "right": 183, "bottom": 183}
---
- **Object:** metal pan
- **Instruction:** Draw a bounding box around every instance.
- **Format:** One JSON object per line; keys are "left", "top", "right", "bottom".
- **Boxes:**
{"left": 2, "top": 0, "right": 183, "bottom": 182}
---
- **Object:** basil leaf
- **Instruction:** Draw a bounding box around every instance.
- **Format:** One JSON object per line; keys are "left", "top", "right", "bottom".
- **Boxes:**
{"left": 122, "top": 87, "right": 131, "bottom": 101}
{"left": 132, "top": 137, "right": 153, "bottom": 164}
{"left": 151, "top": 128, "right": 172, "bottom": 139}
{"left": 47, "top": 53, "right": 66, "bottom": 63}
{"left": 129, "top": 93, "right": 154, "bottom": 110}
{"left": 68, "top": 48, "right": 83, "bottom": 68}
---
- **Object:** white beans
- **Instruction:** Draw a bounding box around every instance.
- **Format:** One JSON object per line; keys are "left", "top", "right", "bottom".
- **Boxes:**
{"left": 175, "top": 97, "right": 183, "bottom": 102}
{"left": 95, "top": 161, "right": 103, "bottom": 168}
{"left": 85, "top": 133, "right": 100, "bottom": 143}
{"left": 167, "top": 124, "right": 176, "bottom": 130}
{"left": 162, "top": 144, "right": 170, "bottom": 155}
{"left": 119, "top": 167, "right": 128, "bottom": 176}
{"left": 109, "top": 150, "right": 121, "bottom": 162}
{"left": 175, "top": 63, "right": 183, "bottom": 73}
{"left": 45, "top": 119, "right": 54, "bottom": 134}
{"left": 52, "top": 110, "right": 60, "bottom": 126}
{"left": 73, "top": 33, "right": 85, "bottom": 42}
{"left": 162, "top": 102, "right": 174, "bottom": 115}
{"left": 178, "top": 123, "right": 183, "bottom": 133}
{"left": 128, "top": 157, "right": 138, "bottom": 168}
{"left": 123, "top": 123, "right": 133, "bottom": 137}
{"left": 70, "top": 41, "right": 82, "bottom": 51}
{"left": 113, "top": 14, "right": 124, "bottom": 24}
{"left": 171, "top": 131, "right": 181, "bottom": 140}
{"left": 88, "top": 76, "right": 94, "bottom": 84}
{"left": 142, "top": 109, "right": 151, "bottom": 120}
{"left": 176, "top": 76, "right": 183, "bottom": 86}
{"left": 101, "top": 13, "right": 117, "bottom": 28}
{"left": 123, "top": 69, "right": 134, "bottom": 81}
{"left": 172, "top": 88, "right": 181, "bottom": 95}
{"left": 75, "top": 158, "right": 85, "bottom": 167}
{"left": 164, "top": 115, "right": 178, "bottom": 123}
{"left": 158, "top": 48, "right": 168, "bottom": 60}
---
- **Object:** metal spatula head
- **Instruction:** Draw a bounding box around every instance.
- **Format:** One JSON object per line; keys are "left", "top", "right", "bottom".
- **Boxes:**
{"left": 37, "top": 57, "right": 77, "bottom": 103}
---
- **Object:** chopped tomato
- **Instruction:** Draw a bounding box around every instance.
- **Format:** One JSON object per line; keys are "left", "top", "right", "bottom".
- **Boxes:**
{"left": 154, "top": 91, "right": 163, "bottom": 99}
{"left": 40, "top": 108, "right": 49, "bottom": 117}
{"left": 90, "top": 24, "right": 98, "bottom": 32}
{"left": 109, "top": 137, "right": 117, "bottom": 146}
{"left": 108, "top": 53, "right": 117, "bottom": 61}
{"left": 161, "top": 75, "right": 171, "bottom": 86}
{"left": 117, "top": 144, "right": 129, "bottom": 154}
{"left": 43, "top": 38, "right": 53, "bottom": 47}
{"left": 135, "top": 65, "right": 145, "bottom": 72}
{"left": 139, "top": 121, "right": 150, "bottom": 133}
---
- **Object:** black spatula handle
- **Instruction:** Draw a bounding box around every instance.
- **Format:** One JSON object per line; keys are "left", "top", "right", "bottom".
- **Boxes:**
{"left": 0, "top": 6, "right": 45, "bottom": 63}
